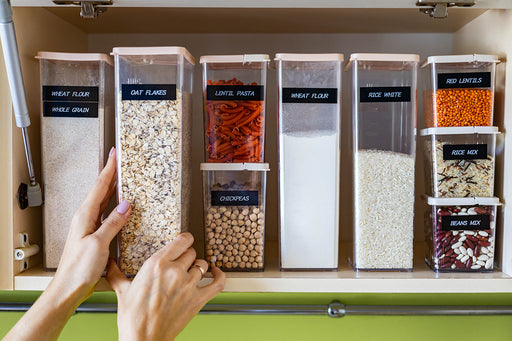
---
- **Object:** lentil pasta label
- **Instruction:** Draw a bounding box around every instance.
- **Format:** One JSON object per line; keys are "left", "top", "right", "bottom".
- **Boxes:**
{"left": 359, "top": 86, "right": 411, "bottom": 103}
{"left": 437, "top": 72, "right": 491, "bottom": 89}
{"left": 443, "top": 144, "right": 487, "bottom": 160}
{"left": 441, "top": 215, "right": 491, "bottom": 231}
{"left": 207, "top": 85, "right": 264, "bottom": 101}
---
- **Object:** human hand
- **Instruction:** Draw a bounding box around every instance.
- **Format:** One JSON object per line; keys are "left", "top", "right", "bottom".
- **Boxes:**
{"left": 52, "top": 147, "right": 131, "bottom": 301}
{"left": 106, "top": 232, "right": 226, "bottom": 341}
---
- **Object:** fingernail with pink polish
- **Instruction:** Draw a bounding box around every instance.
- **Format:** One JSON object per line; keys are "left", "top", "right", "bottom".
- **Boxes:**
{"left": 109, "top": 147, "right": 115, "bottom": 157}
{"left": 117, "top": 200, "right": 130, "bottom": 214}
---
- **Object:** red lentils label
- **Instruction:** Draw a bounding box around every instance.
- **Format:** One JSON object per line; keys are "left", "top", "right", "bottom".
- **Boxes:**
{"left": 438, "top": 72, "right": 491, "bottom": 89}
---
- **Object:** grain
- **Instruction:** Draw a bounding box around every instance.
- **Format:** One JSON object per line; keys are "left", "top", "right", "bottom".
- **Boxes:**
{"left": 354, "top": 150, "right": 415, "bottom": 270}
{"left": 430, "top": 89, "right": 493, "bottom": 127}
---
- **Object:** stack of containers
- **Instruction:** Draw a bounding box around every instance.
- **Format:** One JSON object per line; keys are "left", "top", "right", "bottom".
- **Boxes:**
{"left": 421, "top": 54, "right": 501, "bottom": 272}
{"left": 275, "top": 53, "right": 343, "bottom": 271}
{"left": 346, "top": 53, "right": 419, "bottom": 271}
{"left": 200, "top": 55, "right": 270, "bottom": 271}
{"left": 113, "top": 47, "right": 194, "bottom": 276}
{"left": 38, "top": 52, "right": 114, "bottom": 270}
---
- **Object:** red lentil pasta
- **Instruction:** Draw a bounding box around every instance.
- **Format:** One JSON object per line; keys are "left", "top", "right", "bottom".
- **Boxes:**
{"left": 206, "top": 78, "right": 264, "bottom": 162}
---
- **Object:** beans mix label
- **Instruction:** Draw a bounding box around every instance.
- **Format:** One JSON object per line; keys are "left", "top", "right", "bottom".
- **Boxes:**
{"left": 205, "top": 78, "right": 265, "bottom": 163}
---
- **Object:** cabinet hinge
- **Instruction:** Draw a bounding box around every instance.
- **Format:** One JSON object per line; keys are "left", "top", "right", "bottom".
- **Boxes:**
{"left": 52, "top": 0, "right": 112, "bottom": 19}
{"left": 416, "top": 0, "right": 476, "bottom": 19}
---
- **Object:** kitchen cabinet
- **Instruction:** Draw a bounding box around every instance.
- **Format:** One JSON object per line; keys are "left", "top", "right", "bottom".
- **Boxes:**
{"left": 1, "top": 1, "right": 512, "bottom": 295}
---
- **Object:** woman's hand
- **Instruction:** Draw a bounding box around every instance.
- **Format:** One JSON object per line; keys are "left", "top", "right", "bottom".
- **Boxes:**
{"left": 107, "top": 232, "right": 226, "bottom": 341}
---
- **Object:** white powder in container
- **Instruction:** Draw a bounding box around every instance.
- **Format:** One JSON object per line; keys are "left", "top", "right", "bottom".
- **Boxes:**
{"left": 354, "top": 149, "right": 415, "bottom": 270}
{"left": 280, "top": 132, "right": 339, "bottom": 270}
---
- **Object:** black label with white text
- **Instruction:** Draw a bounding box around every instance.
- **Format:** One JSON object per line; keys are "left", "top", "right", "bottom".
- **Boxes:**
{"left": 43, "top": 86, "right": 98, "bottom": 102}
{"left": 443, "top": 144, "right": 488, "bottom": 160}
{"left": 211, "top": 191, "right": 259, "bottom": 206}
{"left": 206, "top": 85, "right": 264, "bottom": 101}
{"left": 43, "top": 102, "right": 99, "bottom": 118}
{"left": 121, "top": 84, "right": 177, "bottom": 101}
{"left": 438, "top": 72, "right": 491, "bottom": 89}
{"left": 441, "top": 215, "right": 490, "bottom": 231}
{"left": 359, "top": 87, "right": 411, "bottom": 103}
{"left": 282, "top": 87, "right": 338, "bottom": 104}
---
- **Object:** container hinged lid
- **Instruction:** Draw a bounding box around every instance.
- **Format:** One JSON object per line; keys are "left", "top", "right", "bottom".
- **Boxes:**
{"left": 427, "top": 196, "right": 501, "bottom": 206}
{"left": 111, "top": 47, "right": 195, "bottom": 65}
{"left": 421, "top": 54, "right": 500, "bottom": 68}
{"left": 200, "top": 163, "right": 270, "bottom": 171}
{"left": 274, "top": 53, "right": 344, "bottom": 62}
{"left": 345, "top": 53, "right": 420, "bottom": 71}
{"left": 420, "top": 126, "right": 500, "bottom": 136}
{"left": 36, "top": 51, "right": 113, "bottom": 66}
{"left": 199, "top": 54, "right": 270, "bottom": 64}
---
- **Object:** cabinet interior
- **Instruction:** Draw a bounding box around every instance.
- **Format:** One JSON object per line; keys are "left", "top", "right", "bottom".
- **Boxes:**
{"left": 2, "top": 6, "right": 511, "bottom": 292}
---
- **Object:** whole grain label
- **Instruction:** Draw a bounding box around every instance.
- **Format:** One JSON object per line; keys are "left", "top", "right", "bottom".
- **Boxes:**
{"left": 441, "top": 215, "right": 491, "bottom": 231}
{"left": 282, "top": 88, "right": 337, "bottom": 104}
{"left": 438, "top": 72, "right": 491, "bottom": 89}
{"left": 443, "top": 144, "right": 488, "bottom": 160}
{"left": 211, "top": 191, "right": 259, "bottom": 206}
{"left": 206, "top": 85, "right": 264, "bottom": 101}
{"left": 43, "top": 86, "right": 99, "bottom": 117}
{"left": 122, "top": 84, "right": 177, "bottom": 101}
{"left": 43, "top": 102, "right": 99, "bottom": 118}
{"left": 359, "top": 87, "right": 411, "bottom": 103}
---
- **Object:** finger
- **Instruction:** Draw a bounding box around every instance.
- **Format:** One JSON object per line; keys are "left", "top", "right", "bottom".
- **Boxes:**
{"left": 106, "top": 259, "right": 130, "bottom": 297}
{"left": 82, "top": 147, "right": 117, "bottom": 213}
{"left": 173, "top": 247, "right": 197, "bottom": 270}
{"left": 198, "top": 266, "right": 226, "bottom": 301}
{"left": 94, "top": 200, "right": 131, "bottom": 243}
{"left": 154, "top": 232, "right": 194, "bottom": 262}
{"left": 188, "top": 259, "right": 208, "bottom": 282}
{"left": 99, "top": 178, "right": 117, "bottom": 215}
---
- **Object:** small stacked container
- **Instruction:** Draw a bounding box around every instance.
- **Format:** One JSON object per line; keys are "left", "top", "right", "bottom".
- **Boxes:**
{"left": 346, "top": 53, "right": 419, "bottom": 271}
{"left": 200, "top": 54, "right": 270, "bottom": 272}
{"left": 113, "top": 47, "right": 194, "bottom": 276}
{"left": 275, "top": 53, "right": 343, "bottom": 271}
{"left": 38, "top": 52, "right": 114, "bottom": 270}
{"left": 421, "top": 54, "right": 501, "bottom": 273}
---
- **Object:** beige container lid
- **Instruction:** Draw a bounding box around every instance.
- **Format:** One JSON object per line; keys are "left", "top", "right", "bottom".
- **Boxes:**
{"left": 200, "top": 54, "right": 270, "bottom": 64}
{"left": 427, "top": 196, "right": 501, "bottom": 206}
{"left": 421, "top": 54, "right": 500, "bottom": 68}
{"left": 111, "top": 47, "right": 195, "bottom": 65}
{"left": 36, "top": 51, "right": 113, "bottom": 66}
{"left": 274, "top": 53, "right": 344, "bottom": 62}
{"left": 345, "top": 53, "right": 420, "bottom": 71}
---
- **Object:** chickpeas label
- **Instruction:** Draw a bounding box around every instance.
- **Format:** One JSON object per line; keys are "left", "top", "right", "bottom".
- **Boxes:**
{"left": 281, "top": 87, "right": 338, "bottom": 104}
{"left": 441, "top": 215, "right": 491, "bottom": 231}
{"left": 211, "top": 191, "right": 259, "bottom": 206}
{"left": 121, "top": 84, "right": 177, "bottom": 101}
{"left": 42, "top": 86, "right": 99, "bottom": 118}
{"left": 443, "top": 144, "right": 488, "bottom": 160}
{"left": 438, "top": 72, "right": 491, "bottom": 89}
{"left": 207, "top": 85, "right": 264, "bottom": 101}
{"left": 359, "top": 86, "right": 411, "bottom": 103}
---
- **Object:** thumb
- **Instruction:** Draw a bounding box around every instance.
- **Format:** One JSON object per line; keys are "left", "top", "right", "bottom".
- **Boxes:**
{"left": 106, "top": 258, "right": 130, "bottom": 297}
{"left": 94, "top": 200, "right": 131, "bottom": 243}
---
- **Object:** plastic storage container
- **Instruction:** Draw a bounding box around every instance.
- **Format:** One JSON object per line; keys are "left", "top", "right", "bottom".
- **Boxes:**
{"left": 425, "top": 197, "right": 499, "bottom": 272}
{"left": 421, "top": 126, "right": 499, "bottom": 198}
{"left": 200, "top": 54, "right": 269, "bottom": 163}
{"left": 201, "top": 163, "right": 269, "bottom": 271}
{"left": 38, "top": 52, "right": 114, "bottom": 270}
{"left": 275, "top": 53, "right": 343, "bottom": 271}
{"left": 346, "top": 53, "right": 419, "bottom": 271}
{"left": 113, "top": 47, "right": 194, "bottom": 276}
{"left": 422, "top": 54, "right": 499, "bottom": 127}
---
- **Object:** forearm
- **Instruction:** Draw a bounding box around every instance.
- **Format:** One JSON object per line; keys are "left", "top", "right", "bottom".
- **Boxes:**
{"left": 3, "top": 278, "right": 87, "bottom": 341}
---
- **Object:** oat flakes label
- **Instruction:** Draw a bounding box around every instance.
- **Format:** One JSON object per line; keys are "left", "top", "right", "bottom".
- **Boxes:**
{"left": 206, "top": 85, "right": 264, "bottom": 101}
{"left": 211, "top": 191, "right": 259, "bottom": 206}
{"left": 121, "top": 84, "right": 177, "bottom": 101}
{"left": 441, "top": 214, "right": 491, "bottom": 231}
{"left": 443, "top": 144, "right": 488, "bottom": 160}
{"left": 282, "top": 88, "right": 337, "bottom": 104}
{"left": 438, "top": 72, "right": 491, "bottom": 89}
{"left": 359, "top": 87, "right": 411, "bottom": 103}
{"left": 43, "top": 86, "right": 99, "bottom": 117}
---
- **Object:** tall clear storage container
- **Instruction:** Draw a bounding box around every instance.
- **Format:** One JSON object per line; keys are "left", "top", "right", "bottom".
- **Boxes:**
{"left": 422, "top": 54, "right": 499, "bottom": 128}
{"left": 276, "top": 53, "right": 343, "bottom": 270}
{"left": 200, "top": 54, "right": 269, "bottom": 163}
{"left": 113, "top": 47, "right": 194, "bottom": 276}
{"left": 38, "top": 52, "right": 114, "bottom": 270}
{"left": 347, "top": 53, "right": 418, "bottom": 271}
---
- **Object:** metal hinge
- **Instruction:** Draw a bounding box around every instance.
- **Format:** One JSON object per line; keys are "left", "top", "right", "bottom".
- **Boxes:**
{"left": 14, "top": 233, "right": 40, "bottom": 273}
{"left": 52, "top": 0, "right": 112, "bottom": 19}
{"left": 416, "top": 0, "right": 476, "bottom": 19}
